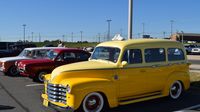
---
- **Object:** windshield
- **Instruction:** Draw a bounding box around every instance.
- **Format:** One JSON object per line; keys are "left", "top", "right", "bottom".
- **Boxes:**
{"left": 91, "top": 47, "right": 120, "bottom": 63}
{"left": 46, "top": 50, "right": 58, "bottom": 60}
{"left": 18, "top": 50, "right": 33, "bottom": 57}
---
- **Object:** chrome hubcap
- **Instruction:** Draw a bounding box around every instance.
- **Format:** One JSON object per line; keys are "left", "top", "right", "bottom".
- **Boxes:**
{"left": 170, "top": 81, "right": 182, "bottom": 99}
{"left": 86, "top": 95, "right": 100, "bottom": 110}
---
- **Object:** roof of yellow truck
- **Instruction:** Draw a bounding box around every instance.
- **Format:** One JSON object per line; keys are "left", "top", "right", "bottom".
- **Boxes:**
{"left": 97, "top": 39, "right": 180, "bottom": 48}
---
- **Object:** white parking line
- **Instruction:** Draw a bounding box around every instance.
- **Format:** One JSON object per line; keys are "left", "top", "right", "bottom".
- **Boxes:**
{"left": 26, "top": 84, "right": 44, "bottom": 87}
{"left": 175, "top": 104, "right": 200, "bottom": 112}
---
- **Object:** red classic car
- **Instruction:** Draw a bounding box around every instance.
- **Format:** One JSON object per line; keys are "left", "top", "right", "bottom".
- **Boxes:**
{"left": 17, "top": 48, "right": 90, "bottom": 82}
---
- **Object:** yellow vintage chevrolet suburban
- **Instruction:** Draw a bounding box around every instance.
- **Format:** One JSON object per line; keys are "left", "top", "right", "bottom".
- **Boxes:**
{"left": 42, "top": 39, "right": 190, "bottom": 112}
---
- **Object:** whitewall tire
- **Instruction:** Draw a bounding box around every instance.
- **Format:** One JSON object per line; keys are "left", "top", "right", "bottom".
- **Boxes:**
{"left": 82, "top": 92, "right": 104, "bottom": 112}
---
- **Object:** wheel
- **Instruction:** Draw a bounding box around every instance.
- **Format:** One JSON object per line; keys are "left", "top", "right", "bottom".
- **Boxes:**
{"left": 169, "top": 81, "right": 183, "bottom": 99}
{"left": 35, "top": 71, "right": 47, "bottom": 82}
{"left": 7, "top": 66, "right": 19, "bottom": 76}
{"left": 81, "top": 92, "right": 104, "bottom": 112}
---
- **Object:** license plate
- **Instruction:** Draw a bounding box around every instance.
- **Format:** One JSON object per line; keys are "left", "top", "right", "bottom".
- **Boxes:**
{"left": 43, "top": 99, "right": 49, "bottom": 107}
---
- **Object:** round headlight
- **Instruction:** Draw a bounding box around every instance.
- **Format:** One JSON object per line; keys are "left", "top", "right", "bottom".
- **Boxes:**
{"left": 23, "top": 65, "right": 26, "bottom": 70}
{"left": 15, "top": 61, "right": 18, "bottom": 66}
{"left": 2, "top": 62, "right": 5, "bottom": 68}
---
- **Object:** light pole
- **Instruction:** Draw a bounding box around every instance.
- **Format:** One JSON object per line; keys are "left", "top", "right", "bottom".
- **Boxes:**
{"left": 71, "top": 32, "right": 73, "bottom": 42}
{"left": 80, "top": 31, "right": 83, "bottom": 42}
{"left": 22, "top": 24, "right": 26, "bottom": 42}
{"left": 142, "top": 23, "right": 145, "bottom": 37}
{"left": 62, "top": 35, "right": 65, "bottom": 42}
{"left": 163, "top": 32, "right": 166, "bottom": 38}
{"left": 39, "top": 33, "right": 41, "bottom": 42}
{"left": 31, "top": 32, "right": 34, "bottom": 42}
{"left": 128, "top": 0, "right": 133, "bottom": 39}
{"left": 170, "top": 20, "right": 174, "bottom": 36}
{"left": 181, "top": 31, "right": 184, "bottom": 44}
{"left": 98, "top": 33, "right": 101, "bottom": 43}
{"left": 106, "top": 19, "right": 112, "bottom": 41}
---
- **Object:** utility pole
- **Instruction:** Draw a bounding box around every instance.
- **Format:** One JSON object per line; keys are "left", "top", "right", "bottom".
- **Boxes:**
{"left": 128, "top": 0, "right": 133, "bottom": 39}
{"left": 106, "top": 19, "right": 112, "bottom": 41}
{"left": 22, "top": 24, "right": 26, "bottom": 43}
{"left": 31, "top": 32, "right": 34, "bottom": 42}
{"left": 170, "top": 20, "right": 174, "bottom": 36}
{"left": 71, "top": 32, "right": 73, "bottom": 42}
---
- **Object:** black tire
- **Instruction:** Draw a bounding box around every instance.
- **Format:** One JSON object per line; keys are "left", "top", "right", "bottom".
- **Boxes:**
{"left": 169, "top": 81, "right": 183, "bottom": 100}
{"left": 7, "top": 66, "right": 19, "bottom": 76}
{"left": 33, "top": 71, "right": 47, "bottom": 82}
{"left": 77, "top": 92, "right": 105, "bottom": 112}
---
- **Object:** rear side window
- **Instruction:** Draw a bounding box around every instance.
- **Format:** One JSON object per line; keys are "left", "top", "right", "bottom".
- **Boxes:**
{"left": 63, "top": 52, "right": 76, "bottom": 61}
{"left": 122, "top": 49, "right": 142, "bottom": 64}
{"left": 168, "top": 48, "right": 185, "bottom": 61}
{"left": 145, "top": 48, "right": 166, "bottom": 63}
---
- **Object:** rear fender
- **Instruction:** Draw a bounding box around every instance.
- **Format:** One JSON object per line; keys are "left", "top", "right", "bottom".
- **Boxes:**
{"left": 162, "top": 71, "right": 190, "bottom": 96}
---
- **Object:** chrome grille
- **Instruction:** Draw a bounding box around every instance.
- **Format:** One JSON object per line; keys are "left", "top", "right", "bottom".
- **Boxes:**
{"left": 47, "top": 83, "right": 66, "bottom": 103}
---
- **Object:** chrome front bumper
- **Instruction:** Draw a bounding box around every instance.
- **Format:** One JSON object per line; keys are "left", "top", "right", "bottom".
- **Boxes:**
{"left": 42, "top": 94, "right": 74, "bottom": 112}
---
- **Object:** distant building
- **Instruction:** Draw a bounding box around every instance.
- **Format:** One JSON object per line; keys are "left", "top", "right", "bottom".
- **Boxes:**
{"left": 170, "top": 33, "right": 200, "bottom": 42}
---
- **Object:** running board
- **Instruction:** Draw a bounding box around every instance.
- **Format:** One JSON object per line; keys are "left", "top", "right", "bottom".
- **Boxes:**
{"left": 119, "top": 92, "right": 163, "bottom": 105}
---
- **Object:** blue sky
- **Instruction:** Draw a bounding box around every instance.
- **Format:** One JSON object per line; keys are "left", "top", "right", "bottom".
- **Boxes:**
{"left": 0, "top": 0, "right": 199, "bottom": 42}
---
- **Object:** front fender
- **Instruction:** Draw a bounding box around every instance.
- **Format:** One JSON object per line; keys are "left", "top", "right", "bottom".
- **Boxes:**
{"left": 61, "top": 78, "right": 118, "bottom": 110}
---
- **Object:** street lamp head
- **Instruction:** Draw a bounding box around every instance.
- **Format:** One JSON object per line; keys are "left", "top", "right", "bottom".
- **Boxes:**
{"left": 106, "top": 19, "right": 112, "bottom": 22}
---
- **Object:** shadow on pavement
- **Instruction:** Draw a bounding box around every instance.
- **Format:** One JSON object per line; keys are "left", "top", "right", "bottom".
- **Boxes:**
{"left": 191, "top": 81, "right": 200, "bottom": 88}
{"left": 0, "top": 105, "right": 15, "bottom": 110}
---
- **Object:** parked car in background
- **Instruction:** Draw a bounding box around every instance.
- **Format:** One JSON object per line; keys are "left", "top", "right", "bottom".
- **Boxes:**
{"left": 0, "top": 50, "right": 16, "bottom": 58}
{"left": 42, "top": 39, "right": 190, "bottom": 112}
{"left": 0, "top": 43, "right": 37, "bottom": 58}
{"left": 0, "top": 47, "right": 55, "bottom": 76}
{"left": 17, "top": 48, "right": 90, "bottom": 82}
{"left": 184, "top": 44, "right": 196, "bottom": 54}
{"left": 191, "top": 46, "right": 200, "bottom": 54}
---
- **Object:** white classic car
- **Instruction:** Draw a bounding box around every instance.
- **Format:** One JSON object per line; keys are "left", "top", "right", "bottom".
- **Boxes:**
{"left": 0, "top": 47, "right": 57, "bottom": 76}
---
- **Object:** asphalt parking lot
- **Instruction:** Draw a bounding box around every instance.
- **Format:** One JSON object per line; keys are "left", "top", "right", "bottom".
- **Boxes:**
{"left": 0, "top": 55, "right": 200, "bottom": 112}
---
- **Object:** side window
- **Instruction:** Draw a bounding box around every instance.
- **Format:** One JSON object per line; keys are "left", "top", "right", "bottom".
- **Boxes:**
{"left": 168, "top": 48, "right": 185, "bottom": 61}
{"left": 76, "top": 52, "right": 90, "bottom": 61}
{"left": 56, "top": 53, "right": 64, "bottom": 61}
{"left": 145, "top": 48, "right": 166, "bottom": 63}
{"left": 35, "top": 50, "right": 48, "bottom": 57}
{"left": 63, "top": 52, "right": 76, "bottom": 61}
{"left": 122, "top": 49, "right": 142, "bottom": 64}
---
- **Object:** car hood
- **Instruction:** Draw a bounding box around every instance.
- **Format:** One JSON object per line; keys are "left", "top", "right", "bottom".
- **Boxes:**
{"left": 51, "top": 60, "right": 117, "bottom": 79}
{"left": 0, "top": 56, "right": 29, "bottom": 62}
{"left": 19, "top": 58, "right": 52, "bottom": 65}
